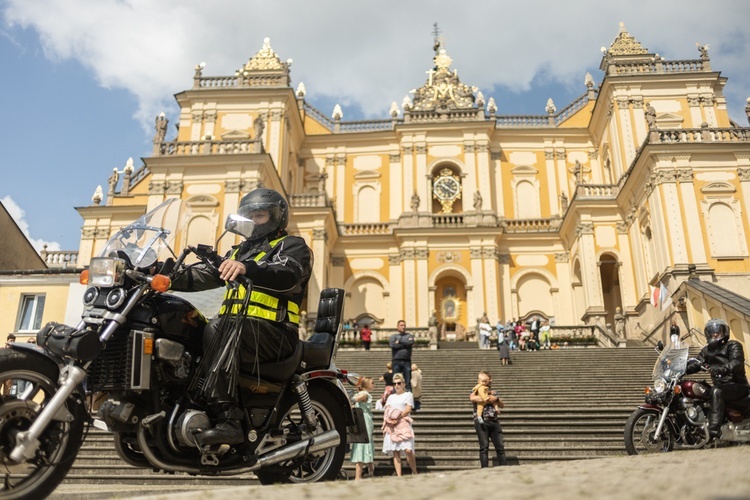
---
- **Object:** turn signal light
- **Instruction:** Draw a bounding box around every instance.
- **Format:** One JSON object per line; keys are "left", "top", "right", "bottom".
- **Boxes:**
{"left": 644, "top": 387, "right": 651, "bottom": 394}
{"left": 80, "top": 269, "right": 89, "bottom": 285}
{"left": 150, "top": 274, "right": 171, "bottom": 292}
{"left": 674, "top": 386, "right": 682, "bottom": 395}
{"left": 143, "top": 337, "right": 153, "bottom": 355}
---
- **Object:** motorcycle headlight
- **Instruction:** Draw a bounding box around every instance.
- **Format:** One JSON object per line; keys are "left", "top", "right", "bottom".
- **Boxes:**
{"left": 89, "top": 257, "right": 126, "bottom": 287}
{"left": 653, "top": 378, "right": 668, "bottom": 394}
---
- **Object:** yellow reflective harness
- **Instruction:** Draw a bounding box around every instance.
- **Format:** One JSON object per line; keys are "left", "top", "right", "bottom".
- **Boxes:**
{"left": 218, "top": 236, "right": 300, "bottom": 325}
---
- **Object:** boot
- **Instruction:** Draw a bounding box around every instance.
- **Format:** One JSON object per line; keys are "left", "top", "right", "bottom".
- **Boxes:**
{"left": 708, "top": 387, "right": 725, "bottom": 439}
{"left": 198, "top": 406, "right": 245, "bottom": 446}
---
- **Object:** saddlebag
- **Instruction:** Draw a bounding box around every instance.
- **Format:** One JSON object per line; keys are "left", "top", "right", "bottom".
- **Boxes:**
{"left": 38, "top": 322, "right": 101, "bottom": 361}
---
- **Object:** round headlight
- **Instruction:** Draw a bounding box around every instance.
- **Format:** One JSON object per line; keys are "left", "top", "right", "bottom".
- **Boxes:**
{"left": 82, "top": 286, "right": 99, "bottom": 306}
{"left": 653, "top": 378, "right": 667, "bottom": 394}
{"left": 106, "top": 288, "right": 126, "bottom": 309}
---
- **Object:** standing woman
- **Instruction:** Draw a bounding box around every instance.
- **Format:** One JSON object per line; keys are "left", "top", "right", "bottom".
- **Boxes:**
{"left": 382, "top": 373, "right": 417, "bottom": 476}
{"left": 350, "top": 377, "right": 375, "bottom": 480}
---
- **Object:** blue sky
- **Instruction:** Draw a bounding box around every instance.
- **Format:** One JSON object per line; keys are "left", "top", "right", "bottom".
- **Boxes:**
{"left": 1, "top": 0, "right": 749, "bottom": 252}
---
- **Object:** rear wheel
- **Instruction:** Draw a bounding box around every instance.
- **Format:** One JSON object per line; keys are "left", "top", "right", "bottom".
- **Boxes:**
{"left": 0, "top": 349, "right": 86, "bottom": 499}
{"left": 624, "top": 408, "right": 674, "bottom": 455}
{"left": 255, "top": 385, "right": 347, "bottom": 484}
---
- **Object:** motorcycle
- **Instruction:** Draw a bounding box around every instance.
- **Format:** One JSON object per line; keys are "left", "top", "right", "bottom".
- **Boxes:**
{"left": 624, "top": 341, "right": 750, "bottom": 455}
{"left": 0, "top": 198, "right": 368, "bottom": 499}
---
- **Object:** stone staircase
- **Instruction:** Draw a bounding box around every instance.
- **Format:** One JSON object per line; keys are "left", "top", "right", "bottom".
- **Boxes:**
{"left": 58, "top": 346, "right": 662, "bottom": 491}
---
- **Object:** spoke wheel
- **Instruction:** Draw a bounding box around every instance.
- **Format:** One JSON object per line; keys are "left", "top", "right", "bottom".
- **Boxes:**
{"left": 255, "top": 386, "right": 346, "bottom": 484}
{"left": 624, "top": 408, "right": 674, "bottom": 455}
{"left": 0, "top": 349, "right": 85, "bottom": 499}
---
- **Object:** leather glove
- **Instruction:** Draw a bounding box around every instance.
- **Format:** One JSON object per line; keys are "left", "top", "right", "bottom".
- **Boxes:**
{"left": 709, "top": 365, "right": 728, "bottom": 377}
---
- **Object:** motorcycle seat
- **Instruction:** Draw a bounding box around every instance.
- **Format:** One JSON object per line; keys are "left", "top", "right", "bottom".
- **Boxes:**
{"left": 240, "top": 341, "right": 303, "bottom": 383}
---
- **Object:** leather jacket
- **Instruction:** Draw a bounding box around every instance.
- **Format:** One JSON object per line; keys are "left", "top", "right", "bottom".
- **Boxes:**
{"left": 171, "top": 231, "right": 312, "bottom": 313}
{"left": 686, "top": 340, "right": 749, "bottom": 385}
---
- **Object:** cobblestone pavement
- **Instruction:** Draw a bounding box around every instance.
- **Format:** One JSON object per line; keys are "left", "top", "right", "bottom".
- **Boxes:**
{"left": 51, "top": 446, "right": 750, "bottom": 500}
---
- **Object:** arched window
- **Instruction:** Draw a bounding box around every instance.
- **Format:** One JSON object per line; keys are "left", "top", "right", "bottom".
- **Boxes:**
{"left": 348, "top": 277, "right": 386, "bottom": 322}
{"left": 517, "top": 273, "right": 553, "bottom": 318}
{"left": 516, "top": 180, "right": 540, "bottom": 219}
{"left": 356, "top": 185, "right": 379, "bottom": 223}
{"left": 707, "top": 202, "right": 743, "bottom": 257}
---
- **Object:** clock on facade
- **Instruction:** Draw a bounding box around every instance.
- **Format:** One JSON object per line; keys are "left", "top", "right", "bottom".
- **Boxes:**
{"left": 433, "top": 169, "right": 462, "bottom": 213}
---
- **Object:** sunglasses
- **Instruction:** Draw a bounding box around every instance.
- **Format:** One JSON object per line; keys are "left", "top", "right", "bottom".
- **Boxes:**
{"left": 394, "top": 382, "right": 404, "bottom": 386}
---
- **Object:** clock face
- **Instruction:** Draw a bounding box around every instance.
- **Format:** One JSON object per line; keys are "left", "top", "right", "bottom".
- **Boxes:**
{"left": 433, "top": 176, "right": 460, "bottom": 200}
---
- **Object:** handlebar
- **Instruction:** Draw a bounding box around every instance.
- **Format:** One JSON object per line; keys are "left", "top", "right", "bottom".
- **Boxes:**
{"left": 187, "top": 244, "right": 252, "bottom": 288}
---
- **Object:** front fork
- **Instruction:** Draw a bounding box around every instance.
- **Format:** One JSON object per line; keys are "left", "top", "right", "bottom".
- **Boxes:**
{"left": 9, "top": 364, "right": 86, "bottom": 463}
{"left": 652, "top": 405, "right": 672, "bottom": 441}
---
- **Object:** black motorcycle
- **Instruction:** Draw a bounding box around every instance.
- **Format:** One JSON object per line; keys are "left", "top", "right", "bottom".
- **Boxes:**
{"left": 0, "top": 198, "right": 367, "bottom": 499}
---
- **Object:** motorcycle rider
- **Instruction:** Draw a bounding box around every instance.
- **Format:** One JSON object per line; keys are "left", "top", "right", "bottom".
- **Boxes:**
{"left": 170, "top": 188, "right": 312, "bottom": 446}
{"left": 685, "top": 318, "right": 750, "bottom": 438}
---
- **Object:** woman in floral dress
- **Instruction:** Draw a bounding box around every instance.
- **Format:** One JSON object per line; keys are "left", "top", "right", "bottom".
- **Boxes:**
{"left": 349, "top": 376, "right": 375, "bottom": 479}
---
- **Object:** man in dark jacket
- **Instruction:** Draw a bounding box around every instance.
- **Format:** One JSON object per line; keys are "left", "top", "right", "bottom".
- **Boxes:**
{"left": 171, "top": 188, "right": 312, "bottom": 446}
{"left": 390, "top": 320, "right": 415, "bottom": 390}
{"left": 685, "top": 318, "right": 749, "bottom": 438}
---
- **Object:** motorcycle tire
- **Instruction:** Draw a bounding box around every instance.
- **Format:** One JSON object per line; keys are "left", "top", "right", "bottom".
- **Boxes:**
{"left": 255, "top": 385, "right": 347, "bottom": 485}
{"left": 0, "top": 349, "right": 86, "bottom": 500}
{"left": 624, "top": 408, "right": 675, "bottom": 455}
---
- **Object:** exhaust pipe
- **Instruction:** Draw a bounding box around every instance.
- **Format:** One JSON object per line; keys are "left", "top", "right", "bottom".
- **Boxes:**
{"left": 255, "top": 429, "right": 340, "bottom": 469}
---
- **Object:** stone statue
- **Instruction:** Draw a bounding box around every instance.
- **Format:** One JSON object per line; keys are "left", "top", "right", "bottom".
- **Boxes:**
{"left": 253, "top": 115, "right": 265, "bottom": 140}
{"left": 645, "top": 102, "right": 657, "bottom": 130}
{"left": 473, "top": 190, "right": 482, "bottom": 211}
{"left": 697, "top": 43, "right": 709, "bottom": 61}
{"left": 745, "top": 97, "right": 750, "bottom": 126}
{"left": 317, "top": 172, "right": 327, "bottom": 193}
{"left": 560, "top": 192, "right": 569, "bottom": 212}
{"left": 428, "top": 309, "right": 438, "bottom": 347}
{"left": 614, "top": 306, "right": 626, "bottom": 339}
{"left": 154, "top": 113, "right": 168, "bottom": 143}
{"left": 107, "top": 168, "right": 119, "bottom": 196}
{"left": 298, "top": 311, "right": 308, "bottom": 340}
{"left": 411, "top": 191, "right": 420, "bottom": 212}
{"left": 572, "top": 161, "right": 584, "bottom": 185}
{"left": 92, "top": 185, "right": 103, "bottom": 206}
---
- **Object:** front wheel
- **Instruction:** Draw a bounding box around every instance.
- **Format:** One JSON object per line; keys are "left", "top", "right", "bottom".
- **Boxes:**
{"left": 624, "top": 407, "right": 674, "bottom": 455}
{"left": 0, "top": 349, "right": 86, "bottom": 499}
{"left": 255, "top": 385, "right": 347, "bottom": 484}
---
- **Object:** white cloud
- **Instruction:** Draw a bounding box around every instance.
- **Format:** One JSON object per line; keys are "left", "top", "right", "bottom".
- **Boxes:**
{"left": 3, "top": 0, "right": 749, "bottom": 126}
{"left": 1, "top": 196, "right": 61, "bottom": 252}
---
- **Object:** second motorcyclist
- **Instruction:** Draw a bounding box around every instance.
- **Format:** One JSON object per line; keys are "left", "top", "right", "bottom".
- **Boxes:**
{"left": 685, "top": 318, "right": 750, "bottom": 438}
{"left": 170, "top": 188, "right": 313, "bottom": 446}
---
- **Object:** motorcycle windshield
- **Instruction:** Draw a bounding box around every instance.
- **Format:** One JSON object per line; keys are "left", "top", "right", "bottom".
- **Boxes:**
{"left": 99, "top": 198, "right": 191, "bottom": 269}
{"left": 652, "top": 344, "right": 690, "bottom": 381}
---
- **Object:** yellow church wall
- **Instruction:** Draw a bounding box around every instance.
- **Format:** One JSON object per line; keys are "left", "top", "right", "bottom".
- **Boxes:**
{"left": 304, "top": 116, "right": 333, "bottom": 136}
{"left": 557, "top": 101, "right": 595, "bottom": 129}
{"left": 0, "top": 282, "right": 73, "bottom": 337}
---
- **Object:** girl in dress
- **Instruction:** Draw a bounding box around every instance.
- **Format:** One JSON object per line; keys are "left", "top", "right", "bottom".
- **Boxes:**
{"left": 382, "top": 373, "right": 417, "bottom": 476}
{"left": 349, "top": 376, "right": 375, "bottom": 480}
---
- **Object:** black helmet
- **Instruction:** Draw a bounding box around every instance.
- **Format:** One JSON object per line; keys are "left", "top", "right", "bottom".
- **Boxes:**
{"left": 704, "top": 318, "right": 729, "bottom": 350}
{"left": 237, "top": 188, "right": 288, "bottom": 241}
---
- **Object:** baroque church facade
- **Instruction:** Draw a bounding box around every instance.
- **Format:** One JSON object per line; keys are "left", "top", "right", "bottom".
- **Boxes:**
{"left": 72, "top": 25, "right": 750, "bottom": 345}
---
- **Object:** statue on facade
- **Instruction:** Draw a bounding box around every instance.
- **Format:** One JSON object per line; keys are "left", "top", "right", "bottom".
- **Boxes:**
{"left": 107, "top": 168, "right": 119, "bottom": 196}
{"left": 560, "top": 192, "right": 569, "bottom": 212}
{"left": 745, "top": 97, "right": 750, "bottom": 126}
{"left": 645, "top": 102, "right": 657, "bottom": 130}
{"left": 572, "top": 161, "right": 584, "bottom": 185}
{"left": 473, "top": 190, "right": 482, "bottom": 211}
{"left": 154, "top": 113, "right": 168, "bottom": 143}
{"left": 253, "top": 115, "right": 265, "bottom": 140}
{"left": 317, "top": 172, "right": 327, "bottom": 194}
{"left": 614, "top": 306, "right": 626, "bottom": 339}
{"left": 411, "top": 191, "right": 420, "bottom": 212}
{"left": 696, "top": 43, "right": 710, "bottom": 61}
{"left": 428, "top": 309, "right": 438, "bottom": 346}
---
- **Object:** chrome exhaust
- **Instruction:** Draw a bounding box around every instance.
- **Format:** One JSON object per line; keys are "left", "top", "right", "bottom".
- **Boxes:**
{"left": 256, "top": 429, "right": 340, "bottom": 468}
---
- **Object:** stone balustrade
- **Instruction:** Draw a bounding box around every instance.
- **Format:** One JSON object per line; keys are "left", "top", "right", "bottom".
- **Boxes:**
{"left": 404, "top": 108, "right": 482, "bottom": 123}
{"left": 195, "top": 74, "right": 289, "bottom": 89}
{"left": 651, "top": 127, "right": 750, "bottom": 144}
{"left": 337, "top": 327, "right": 431, "bottom": 345}
{"left": 575, "top": 184, "right": 619, "bottom": 199}
{"left": 157, "top": 139, "right": 261, "bottom": 156}
{"left": 41, "top": 248, "right": 79, "bottom": 269}
{"left": 289, "top": 193, "right": 329, "bottom": 208}
{"left": 607, "top": 59, "right": 705, "bottom": 76}
{"left": 339, "top": 222, "right": 392, "bottom": 236}
{"left": 502, "top": 217, "right": 561, "bottom": 233}
{"left": 431, "top": 213, "right": 464, "bottom": 227}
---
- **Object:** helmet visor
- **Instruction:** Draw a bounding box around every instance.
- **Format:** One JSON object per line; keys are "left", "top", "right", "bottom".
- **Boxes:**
{"left": 237, "top": 202, "right": 283, "bottom": 240}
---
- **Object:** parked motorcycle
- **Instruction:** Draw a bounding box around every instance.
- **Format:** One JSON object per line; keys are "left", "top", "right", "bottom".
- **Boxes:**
{"left": 624, "top": 342, "right": 750, "bottom": 455}
{"left": 0, "top": 198, "right": 367, "bottom": 499}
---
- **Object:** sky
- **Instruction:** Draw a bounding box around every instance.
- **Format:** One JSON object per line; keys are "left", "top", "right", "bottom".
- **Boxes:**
{"left": 1, "top": 0, "right": 749, "bottom": 252}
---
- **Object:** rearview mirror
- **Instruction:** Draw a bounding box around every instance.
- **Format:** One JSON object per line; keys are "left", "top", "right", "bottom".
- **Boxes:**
{"left": 225, "top": 214, "right": 255, "bottom": 240}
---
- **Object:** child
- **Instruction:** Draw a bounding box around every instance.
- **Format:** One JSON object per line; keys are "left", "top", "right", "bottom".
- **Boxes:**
{"left": 350, "top": 377, "right": 375, "bottom": 479}
{"left": 472, "top": 371, "right": 502, "bottom": 424}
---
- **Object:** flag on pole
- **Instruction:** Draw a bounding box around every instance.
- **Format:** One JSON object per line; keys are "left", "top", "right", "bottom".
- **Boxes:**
{"left": 650, "top": 286, "right": 660, "bottom": 307}
{"left": 660, "top": 283, "right": 672, "bottom": 310}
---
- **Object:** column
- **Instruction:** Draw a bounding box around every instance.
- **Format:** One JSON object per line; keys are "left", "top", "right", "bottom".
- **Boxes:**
{"left": 388, "top": 254, "right": 404, "bottom": 326}
{"left": 416, "top": 247, "right": 429, "bottom": 326}
{"left": 470, "top": 245, "right": 485, "bottom": 320}
{"left": 482, "top": 247, "right": 500, "bottom": 322}
{"left": 702, "top": 96, "right": 717, "bottom": 127}
{"left": 616, "top": 97, "right": 637, "bottom": 167}
{"left": 615, "top": 223, "right": 637, "bottom": 310}
{"left": 389, "top": 152, "right": 402, "bottom": 218}
{"left": 554, "top": 252, "right": 575, "bottom": 324}
{"left": 268, "top": 109, "right": 283, "bottom": 167}
{"left": 463, "top": 142, "right": 478, "bottom": 204}
{"left": 309, "top": 228, "right": 327, "bottom": 317}
{"left": 677, "top": 167, "right": 707, "bottom": 263}
{"left": 476, "top": 143, "right": 491, "bottom": 212}
{"left": 687, "top": 96, "right": 703, "bottom": 127}
{"left": 335, "top": 155, "right": 346, "bottom": 219}
{"left": 402, "top": 141, "right": 414, "bottom": 216}
{"left": 545, "top": 149, "right": 559, "bottom": 215}
{"left": 658, "top": 169, "right": 689, "bottom": 264}
{"left": 736, "top": 162, "right": 750, "bottom": 228}
{"left": 491, "top": 150, "right": 504, "bottom": 215}
{"left": 555, "top": 149, "right": 568, "bottom": 196}
{"left": 498, "top": 254, "right": 512, "bottom": 320}
{"left": 631, "top": 97, "right": 648, "bottom": 148}
{"left": 577, "top": 222, "right": 604, "bottom": 309}
{"left": 415, "top": 143, "right": 428, "bottom": 212}
{"left": 330, "top": 256, "right": 345, "bottom": 289}
{"left": 190, "top": 108, "right": 203, "bottom": 141}
{"left": 402, "top": 248, "right": 417, "bottom": 326}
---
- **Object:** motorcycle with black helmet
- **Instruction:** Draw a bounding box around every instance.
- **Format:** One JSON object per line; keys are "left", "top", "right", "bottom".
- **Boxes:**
{"left": 0, "top": 190, "right": 368, "bottom": 498}
{"left": 624, "top": 318, "right": 750, "bottom": 455}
